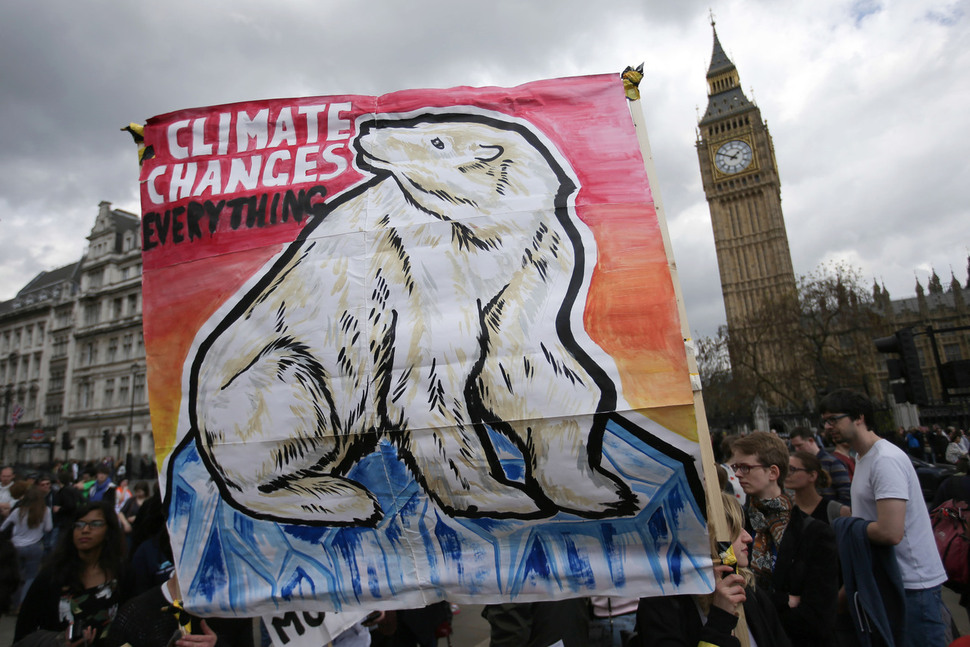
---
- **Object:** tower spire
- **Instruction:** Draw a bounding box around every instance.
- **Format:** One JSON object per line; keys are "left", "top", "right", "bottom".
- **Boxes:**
{"left": 700, "top": 25, "right": 754, "bottom": 125}
{"left": 707, "top": 24, "right": 734, "bottom": 81}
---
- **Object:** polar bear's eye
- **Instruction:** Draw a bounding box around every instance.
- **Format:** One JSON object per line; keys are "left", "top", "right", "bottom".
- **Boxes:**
{"left": 431, "top": 137, "right": 445, "bottom": 150}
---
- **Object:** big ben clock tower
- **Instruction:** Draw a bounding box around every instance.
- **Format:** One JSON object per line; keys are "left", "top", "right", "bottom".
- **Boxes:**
{"left": 697, "top": 24, "right": 799, "bottom": 389}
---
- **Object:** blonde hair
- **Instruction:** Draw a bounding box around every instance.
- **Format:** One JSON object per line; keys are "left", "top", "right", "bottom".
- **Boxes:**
{"left": 698, "top": 492, "right": 755, "bottom": 612}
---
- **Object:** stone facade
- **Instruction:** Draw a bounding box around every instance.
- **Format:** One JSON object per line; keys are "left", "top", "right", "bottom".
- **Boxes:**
{"left": 872, "top": 276, "right": 970, "bottom": 426}
{"left": 0, "top": 201, "right": 151, "bottom": 467}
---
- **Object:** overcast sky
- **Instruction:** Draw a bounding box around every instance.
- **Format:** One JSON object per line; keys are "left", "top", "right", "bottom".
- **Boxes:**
{"left": 1, "top": 0, "right": 967, "bottom": 339}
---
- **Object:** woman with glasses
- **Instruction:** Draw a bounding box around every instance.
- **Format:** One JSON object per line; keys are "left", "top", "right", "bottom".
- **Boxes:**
{"left": 786, "top": 451, "right": 848, "bottom": 524}
{"left": 14, "top": 501, "right": 130, "bottom": 646}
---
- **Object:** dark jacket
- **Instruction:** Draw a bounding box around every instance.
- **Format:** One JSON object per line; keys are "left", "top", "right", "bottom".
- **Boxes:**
{"left": 482, "top": 599, "right": 589, "bottom": 647}
{"left": 754, "top": 506, "right": 840, "bottom": 647}
{"left": 52, "top": 485, "right": 81, "bottom": 530}
{"left": 14, "top": 565, "right": 130, "bottom": 646}
{"left": 103, "top": 584, "right": 253, "bottom": 647}
{"left": 636, "top": 587, "right": 792, "bottom": 647}
{"left": 833, "top": 516, "right": 906, "bottom": 647}
{"left": 0, "top": 524, "right": 20, "bottom": 613}
{"left": 931, "top": 473, "right": 970, "bottom": 511}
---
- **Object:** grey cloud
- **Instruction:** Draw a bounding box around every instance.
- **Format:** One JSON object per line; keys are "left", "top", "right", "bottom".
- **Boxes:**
{"left": 0, "top": 0, "right": 966, "bottom": 346}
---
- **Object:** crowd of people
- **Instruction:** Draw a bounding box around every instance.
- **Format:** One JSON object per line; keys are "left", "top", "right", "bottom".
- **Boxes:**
{"left": 634, "top": 388, "right": 967, "bottom": 647}
{"left": 480, "top": 389, "right": 970, "bottom": 647}
{"left": 2, "top": 388, "right": 969, "bottom": 647}
{"left": 0, "top": 458, "right": 257, "bottom": 647}
{"left": 889, "top": 425, "right": 970, "bottom": 466}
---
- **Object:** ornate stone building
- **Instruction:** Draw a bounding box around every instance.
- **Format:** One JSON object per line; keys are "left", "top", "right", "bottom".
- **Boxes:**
{"left": 872, "top": 273, "right": 970, "bottom": 427}
{"left": 0, "top": 202, "right": 152, "bottom": 468}
{"left": 693, "top": 25, "right": 969, "bottom": 429}
{"left": 0, "top": 264, "right": 80, "bottom": 464}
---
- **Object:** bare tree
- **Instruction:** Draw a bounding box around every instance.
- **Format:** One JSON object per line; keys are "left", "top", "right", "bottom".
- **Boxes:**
{"left": 696, "top": 262, "right": 886, "bottom": 426}
{"left": 694, "top": 326, "right": 754, "bottom": 426}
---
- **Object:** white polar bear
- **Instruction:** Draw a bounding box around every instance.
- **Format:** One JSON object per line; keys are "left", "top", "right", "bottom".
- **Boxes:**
{"left": 188, "top": 111, "right": 638, "bottom": 526}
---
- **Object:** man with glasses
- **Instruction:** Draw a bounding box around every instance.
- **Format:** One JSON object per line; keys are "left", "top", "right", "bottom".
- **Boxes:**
{"left": 730, "top": 431, "right": 838, "bottom": 646}
{"left": 790, "top": 426, "right": 851, "bottom": 505}
{"left": 820, "top": 388, "right": 947, "bottom": 647}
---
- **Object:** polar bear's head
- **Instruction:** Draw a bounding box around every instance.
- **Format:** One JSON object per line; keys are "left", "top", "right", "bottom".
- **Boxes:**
{"left": 356, "top": 117, "right": 571, "bottom": 217}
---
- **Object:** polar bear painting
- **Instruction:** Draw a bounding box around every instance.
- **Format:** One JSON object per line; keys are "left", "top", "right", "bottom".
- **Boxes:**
{"left": 187, "top": 110, "right": 643, "bottom": 527}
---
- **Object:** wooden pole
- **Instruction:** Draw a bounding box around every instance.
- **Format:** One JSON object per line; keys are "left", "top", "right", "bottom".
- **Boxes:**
{"left": 627, "top": 96, "right": 751, "bottom": 647}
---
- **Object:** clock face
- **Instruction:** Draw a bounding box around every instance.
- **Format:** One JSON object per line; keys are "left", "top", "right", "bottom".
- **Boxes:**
{"left": 714, "top": 140, "right": 753, "bottom": 174}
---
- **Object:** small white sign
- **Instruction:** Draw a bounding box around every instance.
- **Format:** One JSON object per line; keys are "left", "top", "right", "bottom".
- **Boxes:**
{"left": 263, "top": 610, "right": 367, "bottom": 647}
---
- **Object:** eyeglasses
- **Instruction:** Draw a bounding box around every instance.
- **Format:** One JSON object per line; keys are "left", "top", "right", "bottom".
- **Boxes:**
{"left": 730, "top": 463, "right": 768, "bottom": 475}
{"left": 74, "top": 520, "right": 106, "bottom": 530}
{"left": 788, "top": 466, "right": 810, "bottom": 473}
{"left": 821, "top": 413, "right": 850, "bottom": 427}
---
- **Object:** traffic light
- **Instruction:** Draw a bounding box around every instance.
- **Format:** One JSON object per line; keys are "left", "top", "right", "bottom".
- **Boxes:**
{"left": 941, "top": 360, "right": 970, "bottom": 391}
{"left": 102, "top": 429, "right": 111, "bottom": 448}
{"left": 61, "top": 432, "right": 72, "bottom": 451}
{"left": 874, "top": 327, "right": 929, "bottom": 405}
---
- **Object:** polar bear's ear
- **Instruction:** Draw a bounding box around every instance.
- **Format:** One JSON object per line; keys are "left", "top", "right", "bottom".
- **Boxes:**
{"left": 474, "top": 144, "right": 504, "bottom": 163}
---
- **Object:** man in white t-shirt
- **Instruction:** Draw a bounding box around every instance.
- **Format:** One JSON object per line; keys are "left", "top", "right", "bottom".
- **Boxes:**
{"left": 820, "top": 389, "right": 947, "bottom": 647}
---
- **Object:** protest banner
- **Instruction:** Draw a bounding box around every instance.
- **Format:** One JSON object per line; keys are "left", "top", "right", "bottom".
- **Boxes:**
{"left": 137, "top": 73, "right": 713, "bottom": 616}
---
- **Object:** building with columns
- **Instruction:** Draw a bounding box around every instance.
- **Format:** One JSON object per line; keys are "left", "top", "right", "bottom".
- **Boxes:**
{"left": 0, "top": 201, "right": 151, "bottom": 469}
{"left": 872, "top": 273, "right": 970, "bottom": 427}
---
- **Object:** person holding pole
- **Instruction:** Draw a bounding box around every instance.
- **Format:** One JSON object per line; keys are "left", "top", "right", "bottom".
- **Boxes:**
{"left": 635, "top": 491, "right": 790, "bottom": 646}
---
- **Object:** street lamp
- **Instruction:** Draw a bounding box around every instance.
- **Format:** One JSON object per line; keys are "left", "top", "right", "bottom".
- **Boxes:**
{"left": 126, "top": 362, "right": 139, "bottom": 478}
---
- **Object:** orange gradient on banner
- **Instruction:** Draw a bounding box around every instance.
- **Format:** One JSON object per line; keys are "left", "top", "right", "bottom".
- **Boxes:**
{"left": 144, "top": 246, "right": 283, "bottom": 456}
{"left": 582, "top": 201, "right": 691, "bottom": 405}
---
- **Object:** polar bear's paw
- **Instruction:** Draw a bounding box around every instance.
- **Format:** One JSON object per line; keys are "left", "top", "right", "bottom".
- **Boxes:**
{"left": 539, "top": 469, "right": 640, "bottom": 519}
{"left": 226, "top": 474, "right": 384, "bottom": 527}
{"left": 432, "top": 480, "right": 551, "bottom": 520}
